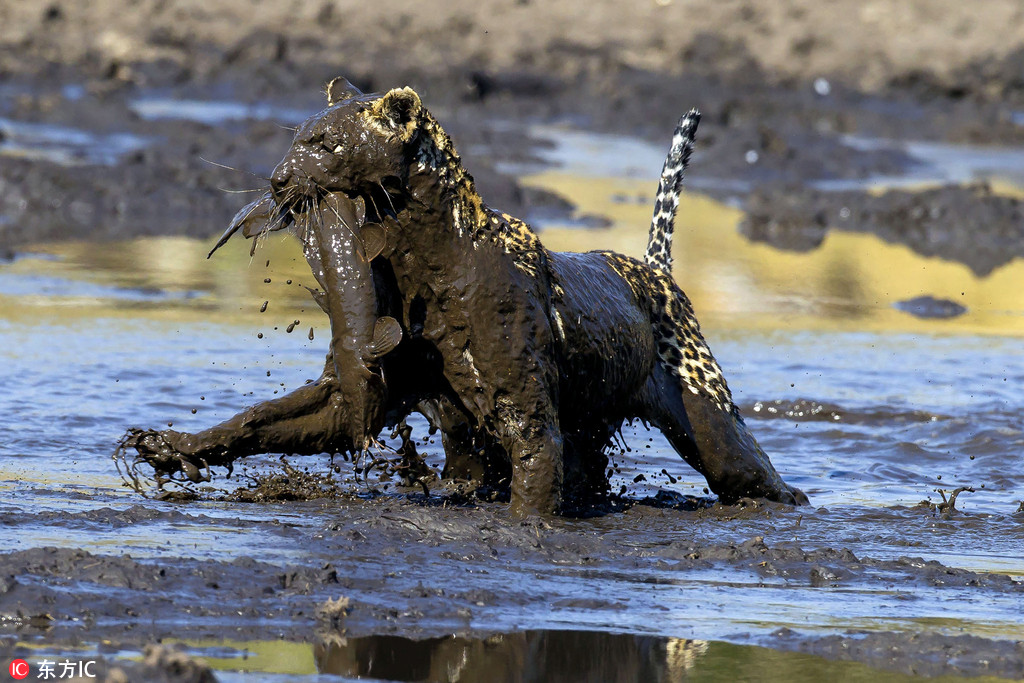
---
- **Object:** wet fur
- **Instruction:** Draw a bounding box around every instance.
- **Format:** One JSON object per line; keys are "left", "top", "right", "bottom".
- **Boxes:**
{"left": 123, "top": 84, "right": 806, "bottom": 515}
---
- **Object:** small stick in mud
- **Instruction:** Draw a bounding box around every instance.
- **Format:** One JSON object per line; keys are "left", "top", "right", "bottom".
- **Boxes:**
{"left": 935, "top": 486, "right": 975, "bottom": 514}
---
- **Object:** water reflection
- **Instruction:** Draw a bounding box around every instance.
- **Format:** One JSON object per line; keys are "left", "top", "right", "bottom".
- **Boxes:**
{"left": 310, "top": 631, "right": 994, "bottom": 683}
{"left": 0, "top": 116, "right": 149, "bottom": 166}
{"left": 526, "top": 173, "right": 1024, "bottom": 335}
{"left": 315, "top": 631, "right": 701, "bottom": 682}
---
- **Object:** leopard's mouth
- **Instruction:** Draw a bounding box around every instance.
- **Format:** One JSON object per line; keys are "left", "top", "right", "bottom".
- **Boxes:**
{"left": 340, "top": 177, "right": 404, "bottom": 226}
{"left": 207, "top": 176, "right": 404, "bottom": 260}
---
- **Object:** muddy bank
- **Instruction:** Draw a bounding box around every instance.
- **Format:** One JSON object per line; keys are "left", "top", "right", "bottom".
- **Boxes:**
{"left": 767, "top": 629, "right": 1024, "bottom": 679}
{"left": 2, "top": 497, "right": 1023, "bottom": 678}
{"left": 0, "top": 92, "right": 563, "bottom": 250}
{"left": 741, "top": 183, "right": 1024, "bottom": 276}
{"left": 3, "top": 0, "right": 1024, "bottom": 100}
{"left": 4, "top": 1, "right": 1024, "bottom": 258}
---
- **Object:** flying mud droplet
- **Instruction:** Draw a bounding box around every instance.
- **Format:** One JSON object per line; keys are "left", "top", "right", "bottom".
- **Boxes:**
{"left": 191, "top": 408, "right": 197, "bottom": 414}
{"left": 266, "top": 259, "right": 270, "bottom": 267}
{"left": 287, "top": 279, "right": 293, "bottom": 285}
{"left": 286, "top": 320, "right": 300, "bottom": 333}
{"left": 308, "top": 327, "right": 314, "bottom": 341}
{"left": 264, "top": 278, "right": 271, "bottom": 283}
{"left": 260, "top": 301, "right": 268, "bottom": 313}
{"left": 257, "top": 332, "right": 264, "bottom": 339}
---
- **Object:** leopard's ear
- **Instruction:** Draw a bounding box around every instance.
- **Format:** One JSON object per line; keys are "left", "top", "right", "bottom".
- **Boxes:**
{"left": 325, "top": 76, "right": 361, "bottom": 105}
{"left": 370, "top": 87, "right": 422, "bottom": 141}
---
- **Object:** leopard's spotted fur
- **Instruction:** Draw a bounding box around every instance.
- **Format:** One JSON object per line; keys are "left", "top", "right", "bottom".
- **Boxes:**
{"left": 645, "top": 109, "right": 699, "bottom": 273}
{"left": 602, "top": 252, "right": 734, "bottom": 415}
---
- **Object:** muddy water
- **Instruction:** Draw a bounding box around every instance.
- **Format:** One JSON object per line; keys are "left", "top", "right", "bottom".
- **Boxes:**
{"left": 3, "top": 134, "right": 1024, "bottom": 680}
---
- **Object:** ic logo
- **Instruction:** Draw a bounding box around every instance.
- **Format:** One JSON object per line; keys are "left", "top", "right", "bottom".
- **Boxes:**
{"left": 8, "top": 659, "right": 30, "bottom": 680}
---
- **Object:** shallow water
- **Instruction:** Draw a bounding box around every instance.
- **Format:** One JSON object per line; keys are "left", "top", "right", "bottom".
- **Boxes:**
{"left": 3, "top": 127, "right": 1024, "bottom": 680}
{"left": 129, "top": 96, "right": 316, "bottom": 126}
{"left": 0, "top": 116, "right": 150, "bottom": 166}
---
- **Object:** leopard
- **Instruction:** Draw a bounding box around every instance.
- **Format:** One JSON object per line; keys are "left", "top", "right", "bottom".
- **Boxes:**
{"left": 121, "top": 79, "right": 807, "bottom": 515}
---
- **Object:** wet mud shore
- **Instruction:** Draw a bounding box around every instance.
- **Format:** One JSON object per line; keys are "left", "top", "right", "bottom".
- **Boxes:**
{"left": 4, "top": 1, "right": 1024, "bottom": 679}
{"left": 2, "top": 498, "right": 1024, "bottom": 680}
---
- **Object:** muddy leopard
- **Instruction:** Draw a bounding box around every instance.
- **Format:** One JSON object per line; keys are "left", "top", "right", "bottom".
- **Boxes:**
{"left": 123, "top": 80, "right": 807, "bottom": 514}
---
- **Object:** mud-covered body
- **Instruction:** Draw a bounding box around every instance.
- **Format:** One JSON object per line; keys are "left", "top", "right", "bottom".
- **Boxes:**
{"left": 123, "top": 83, "right": 806, "bottom": 515}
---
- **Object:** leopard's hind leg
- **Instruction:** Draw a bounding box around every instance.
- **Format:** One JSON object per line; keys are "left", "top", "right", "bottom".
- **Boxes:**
{"left": 640, "top": 280, "right": 808, "bottom": 505}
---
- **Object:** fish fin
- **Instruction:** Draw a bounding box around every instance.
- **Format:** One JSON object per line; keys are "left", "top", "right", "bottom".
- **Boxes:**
{"left": 209, "top": 191, "right": 275, "bottom": 258}
{"left": 361, "top": 223, "right": 387, "bottom": 261}
{"left": 366, "top": 316, "right": 403, "bottom": 360}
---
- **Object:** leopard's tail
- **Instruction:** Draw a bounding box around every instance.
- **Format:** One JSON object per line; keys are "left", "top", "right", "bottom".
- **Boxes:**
{"left": 644, "top": 109, "right": 700, "bottom": 273}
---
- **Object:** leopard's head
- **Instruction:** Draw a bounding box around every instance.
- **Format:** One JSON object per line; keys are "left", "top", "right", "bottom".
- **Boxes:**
{"left": 270, "top": 82, "right": 424, "bottom": 219}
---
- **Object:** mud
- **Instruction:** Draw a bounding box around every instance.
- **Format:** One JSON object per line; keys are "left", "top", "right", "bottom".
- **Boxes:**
{"left": 767, "top": 629, "right": 1024, "bottom": 679}
{"left": 2, "top": 499, "right": 1023, "bottom": 680}
{"left": 741, "top": 183, "right": 1024, "bottom": 276}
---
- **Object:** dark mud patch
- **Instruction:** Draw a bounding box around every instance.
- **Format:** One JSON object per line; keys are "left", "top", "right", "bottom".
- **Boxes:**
{"left": 741, "top": 183, "right": 1024, "bottom": 276}
{"left": 768, "top": 628, "right": 1024, "bottom": 679}
{"left": 0, "top": 504, "right": 234, "bottom": 530}
{"left": 888, "top": 43, "right": 1024, "bottom": 114}
{"left": 894, "top": 295, "right": 968, "bottom": 319}
{"left": 0, "top": 91, "right": 570, "bottom": 251}
{"left": 221, "top": 461, "right": 350, "bottom": 503}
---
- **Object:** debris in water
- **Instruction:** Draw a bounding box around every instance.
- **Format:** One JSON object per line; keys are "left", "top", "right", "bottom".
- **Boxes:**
{"left": 936, "top": 486, "right": 975, "bottom": 513}
{"left": 894, "top": 295, "right": 967, "bottom": 319}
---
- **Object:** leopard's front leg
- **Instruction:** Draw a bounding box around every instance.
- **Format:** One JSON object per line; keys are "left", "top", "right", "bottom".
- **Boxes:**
{"left": 119, "top": 352, "right": 358, "bottom": 486}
